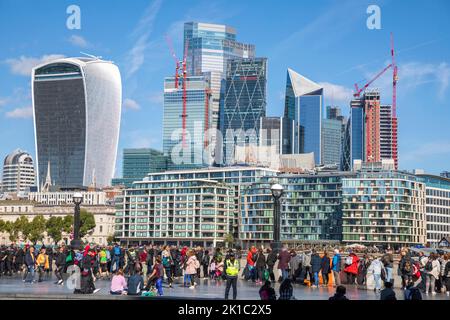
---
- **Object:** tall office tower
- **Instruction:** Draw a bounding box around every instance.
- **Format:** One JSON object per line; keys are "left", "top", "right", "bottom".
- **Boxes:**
{"left": 321, "top": 118, "right": 342, "bottom": 166}
{"left": 341, "top": 118, "right": 351, "bottom": 171}
{"left": 326, "top": 106, "right": 342, "bottom": 120}
{"left": 363, "top": 90, "right": 381, "bottom": 163}
{"left": 163, "top": 75, "right": 212, "bottom": 170}
{"left": 32, "top": 57, "right": 121, "bottom": 189}
{"left": 219, "top": 58, "right": 267, "bottom": 165}
{"left": 380, "top": 104, "right": 398, "bottom": 169}
{"left": 111, "top": 148, "right": 167, "bottom": 187}
{"left": 1, "top": 149, "right": 36, "bottom": 192}
{"left": 282, "top": 68, "right": 323, "bottom": 164}
{"left": 349, "top": 90, "right": 397, "bottom": 170}
{"left": 259, "top": 117, "right": 282, "bottom": 155}
{"left": 350, "top": 99, "right": 365, "bottom": 168}
{"left": 184, "top": 22, "right": 255, "bottom": 138}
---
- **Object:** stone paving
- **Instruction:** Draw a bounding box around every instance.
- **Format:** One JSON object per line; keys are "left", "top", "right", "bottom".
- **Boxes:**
{"left": 0, "top": 274, "right": 448, "bottom": 300}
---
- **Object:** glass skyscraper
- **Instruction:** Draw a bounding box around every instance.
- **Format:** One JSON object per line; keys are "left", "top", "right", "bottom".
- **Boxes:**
{"left": 219, "top": 58, "right": 267, "bottom": 165}
{"left": 32, "top": 57, "right": 121, "bottom": 189}
{"left": 322, "top": 106, "right": 346, "bottom": 167}
{"left": 112, "top": 148, "right": 167, "bottom": 187}
{"left": 350, "top": 99, "right": 365, "bottom": 168}
{"left": 283, "top": 69, "right": 323, "bottom": 164}
{"left": 184, "top": 22, "right": 255, "bottom": 136}
{"left": 321, "top": 118, "right": 342, "bottom": 166}
{"left": 162, "top": 75, "right": 212, "bottom": 170}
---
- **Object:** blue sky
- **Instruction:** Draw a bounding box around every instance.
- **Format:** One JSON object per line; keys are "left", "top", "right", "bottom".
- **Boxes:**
{"left": 1, "top": 0, "right": 450, "bottom": 178}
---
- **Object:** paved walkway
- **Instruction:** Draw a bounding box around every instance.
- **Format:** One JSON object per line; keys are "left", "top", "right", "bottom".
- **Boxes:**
{"left": 0, "top": 274, "right": 448, "bottom": 300}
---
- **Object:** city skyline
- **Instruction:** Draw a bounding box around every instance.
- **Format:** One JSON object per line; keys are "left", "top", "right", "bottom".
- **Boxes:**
{"left": 1, "top": 0, "right": 450, "bottom": 178}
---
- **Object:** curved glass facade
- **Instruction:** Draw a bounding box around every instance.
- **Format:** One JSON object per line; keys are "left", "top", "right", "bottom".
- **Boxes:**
{"left": 33, "top": 58, "right": 121, "bottom": 189}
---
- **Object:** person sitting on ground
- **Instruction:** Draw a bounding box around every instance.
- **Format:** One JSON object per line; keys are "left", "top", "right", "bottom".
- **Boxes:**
{"left": 127, "top": 267, "right": 144, "bottom": 296}
{"left": 259, "top": 280, "right": 277, "bottom": 300}
{"left": 380, "top": 281, "right": 397, "bottom": 300}
{"left": 144, "top": 256, "right": 164, "bottom": 296}
{"left": 329, "top": 285, "right": 349, "bottom": 301}
{"left": 278, "top": 278, "right": 294, "bottom": 300}
{"left": 110, "top": 269, "right": 127, "bottom": 295}
{"left": 404, "top": 281, "right": 422, "bottom": 300}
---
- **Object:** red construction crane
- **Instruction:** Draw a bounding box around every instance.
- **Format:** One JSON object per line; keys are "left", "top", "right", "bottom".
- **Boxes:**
{"left": 165, "top": 35, "right": 180, "bottom": 89}
{"left": 165, "top": 35, "right": 189, "bottom": 148}
{"left": 391, "top": 32, "right": 398, "bottom": 169}
{"left": 181, "top": 39, "right": 188, "bottom": 148}
{"left": 353, "top": 63, "right": 392, "bottom": 98}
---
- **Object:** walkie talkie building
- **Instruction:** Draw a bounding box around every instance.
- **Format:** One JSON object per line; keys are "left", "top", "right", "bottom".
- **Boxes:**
{"left": 32, "top": 57, "right": 121, "bottom": 189}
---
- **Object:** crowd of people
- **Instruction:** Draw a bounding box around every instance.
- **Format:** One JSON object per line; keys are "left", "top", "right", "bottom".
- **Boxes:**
{"left": 0, "top": 243, "right": 449, "bottom": 300}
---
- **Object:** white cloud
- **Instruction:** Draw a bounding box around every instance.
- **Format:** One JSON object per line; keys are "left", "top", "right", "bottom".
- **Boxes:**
{"left": 319, "top": 82, "right": 354, "bottom": 105}
{"left": 5, "top": 106, "right": 33, "bottom": 119}
{"left": 126, "top": 0, "right": 162, "bottom": 77}
{"left": 4, "top": 54, "right": 65, "bottom": 76}
{"left": 123, "top": 98, "right": 140, "bottom": 110}
{"left": 68, "top": 35, "right": 89, "bottom": 48}
{"left": 360, "top": 61, "right": 450, "bottom": 100}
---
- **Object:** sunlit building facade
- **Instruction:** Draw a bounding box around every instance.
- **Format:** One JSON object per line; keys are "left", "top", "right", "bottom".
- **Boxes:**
{"left": 32, "top": 57, "right": 121, "bottom": 189}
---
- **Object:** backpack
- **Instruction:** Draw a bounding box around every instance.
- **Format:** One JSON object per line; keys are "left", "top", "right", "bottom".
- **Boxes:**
{"left": 425, "top": 260, "right": 433, "bottom": 272}
{"left": 345, "top": 256, "right": 353, "bottom": 266}
{"left": 406, "top": 287, "right": 422, "bottom": 300}
{"left": 114, "top": 246, "right": 121, "bottom": 256}
{"left": 162, "top": 255, "right": 171, "bottom": 268}
{"left": 412, "top": 263, "right": 421, "bottom": 278}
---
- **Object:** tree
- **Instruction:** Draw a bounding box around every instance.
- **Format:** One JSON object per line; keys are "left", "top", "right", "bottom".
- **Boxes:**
{"left": 62, "top": 215, "right": 73, "bottom": 234}
{"left": 224, "top": 233, "right": 235, "bottom": 248}
{"left": 106, "top": 234, "right": 116, "bottom": 244}
{"left": 28, "top": 215, "right": 46, "bottom": 244}
{"left": 15, "top": 216, "right": 30, "bottom": 241}
{"left": 46, "top": 216, "right": 64, "bottom": 244}
{"left": 79, "top": 209, "right": 96, "bottom": 238}
{"left": 61, "top": 210, "right": 96, "bottom": 239}
{"left": 4, "top": 221, "right": 19, "bottom": 242}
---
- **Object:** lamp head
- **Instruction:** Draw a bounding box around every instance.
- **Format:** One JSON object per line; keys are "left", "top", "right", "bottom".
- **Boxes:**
{"left": 73, "top": 192, "right": 83, "bottom": 205}
{"left": 271, "top": 183, "right": 284, "bottom": 199}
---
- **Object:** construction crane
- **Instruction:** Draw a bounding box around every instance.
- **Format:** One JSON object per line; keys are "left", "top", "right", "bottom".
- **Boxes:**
{"left": 352, "top": 33, "right": 399, "bottom": 169}
{"left": 353, "top": 63, "right": 392, "bottom": 98}
{"left": 165, "top": 35, "right": 189, "bottom": 148}
{"left": 391, "top": 32, "right": 399, "bottom": 169}
{"left": 164, "top": 35, "right": 180, "bottom": 89}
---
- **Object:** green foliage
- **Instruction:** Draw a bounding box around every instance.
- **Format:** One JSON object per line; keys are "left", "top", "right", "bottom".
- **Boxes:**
{"left": 46, "top": 216, "right": 64, "bottom": 244}
{"left": 28, "top": 215, "right": 46, "bottom": 244}
{"left": 224, "top": 233, "right": 235, "bottom": 247}
{"left": 5, "top": 221, "right": 19, "bottom": 242}
{"left": 62, "top": 215, "right": 73, "bottom": 234}
{"left": 15, "top": 216, "right": 30, "bottom": 240}
{"left": 106, "top": 234, "right": 116, "bottom": 244}
{"left": 0, "top": 210, "right": 96, "bottom": 244}
{"left": 79, "top": 209, "right": 96, "bottom": 238}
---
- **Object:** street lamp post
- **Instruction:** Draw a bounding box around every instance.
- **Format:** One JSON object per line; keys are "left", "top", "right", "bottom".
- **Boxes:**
{"left": 71, "top": 192, "right": 83, "bottom": 249}
{"left": 270, "top": 183, "right": 284, "bottom": 253}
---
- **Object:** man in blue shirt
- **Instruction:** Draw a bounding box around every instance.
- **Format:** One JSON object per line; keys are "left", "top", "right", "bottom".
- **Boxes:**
{"left": 332, "top": 249, "right": 342, "bottom": 286}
